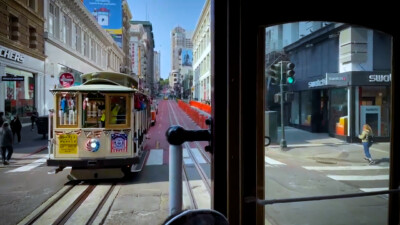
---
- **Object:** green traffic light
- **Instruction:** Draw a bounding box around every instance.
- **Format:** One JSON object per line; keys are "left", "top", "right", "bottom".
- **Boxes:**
{"left": 287, "top": 77, "right": 294, "bottom": 84}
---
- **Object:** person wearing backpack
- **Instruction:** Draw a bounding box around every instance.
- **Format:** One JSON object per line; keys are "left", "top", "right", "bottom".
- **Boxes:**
{"left": 358, "top": 124, "right": 375, "bottom": 165}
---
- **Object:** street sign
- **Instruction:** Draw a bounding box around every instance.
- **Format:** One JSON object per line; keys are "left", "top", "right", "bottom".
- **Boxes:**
{"left": 2, "top": 75, "right": 24, "bottom": 81}
{"left": 59, "top": 73, "right": 75, "bottom": 87}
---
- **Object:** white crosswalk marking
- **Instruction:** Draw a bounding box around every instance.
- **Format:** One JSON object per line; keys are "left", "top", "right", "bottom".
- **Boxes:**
{"left": 146, "top": 149, "right": 163, "bottom": 165}
{"left": 304, "top": 165, "right": 389, "bottom": 171}
{"left": 6, "top": 158, "right": 46, "bottom": 173}
{"left": 302, "top": 163, "right": 390, "bottom": 193}
{"left": 265, "top": 156, "right": 285, "bottom": 165}
{"left": 327, "top": 175, "right": 389, "bottom": 181}
{"left": 360, "top": 188, "right": 388, "bottom": 192}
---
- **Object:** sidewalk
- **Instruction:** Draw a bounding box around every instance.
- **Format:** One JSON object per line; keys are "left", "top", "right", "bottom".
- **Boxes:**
{"left": 11, "top": 122, "right": 48, "bottom": 156}
{"left": 267, "top": 126, "right": 390, "bottom": 165}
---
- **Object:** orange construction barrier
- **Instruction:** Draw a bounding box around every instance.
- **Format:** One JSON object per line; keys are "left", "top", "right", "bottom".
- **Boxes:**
{"left": 189, "top": 101, "right": 211, "bottom": 114}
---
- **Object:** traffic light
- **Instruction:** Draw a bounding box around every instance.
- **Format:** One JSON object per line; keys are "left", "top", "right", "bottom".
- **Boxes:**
{"left": 266, "top": 62, "right": 281, "bottom": 85}
{"left": 285, "top": 62, "right": 295, "bottom": 84}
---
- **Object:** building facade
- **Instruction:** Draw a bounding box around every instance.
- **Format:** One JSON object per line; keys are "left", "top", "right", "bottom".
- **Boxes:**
{"left": 129, "top": 21, "right": 155, "bottom": 95}
{"left": 170, "top": 26, "right": 193, "bottom": 95}
{"left": 43, "top": 0, "right": 124, "bottom": 114}
{"left": 192, "top": 0, "right": 211, "bottom": 102}
{"left": 153, "top": 50, "right": 160, "bottom": 95}
{"left": 281, "top": 23, "right": 391, "bottom": 142}
{"left": 83, "top": 0, "right": 131, "bottom": 74}
{"left": 0, "top": 0, "right": 45, "bottom": 121}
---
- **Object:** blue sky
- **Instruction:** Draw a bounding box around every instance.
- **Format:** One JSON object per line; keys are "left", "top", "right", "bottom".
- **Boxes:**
{"left": 127, "top": 0, "right": 206, "bottom": 79}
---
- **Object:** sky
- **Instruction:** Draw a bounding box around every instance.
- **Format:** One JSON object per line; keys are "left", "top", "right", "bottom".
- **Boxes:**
{"left": 127, "top": 0, "right": 206, "bottom": 79}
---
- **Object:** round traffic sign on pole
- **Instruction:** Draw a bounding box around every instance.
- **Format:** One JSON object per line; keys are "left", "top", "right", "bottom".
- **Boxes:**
{"left": 59, "top": 73, "right": 75, "bottom": 87}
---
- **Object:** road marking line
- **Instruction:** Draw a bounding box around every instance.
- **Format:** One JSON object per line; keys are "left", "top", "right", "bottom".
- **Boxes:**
{"left": 360, "top": 187, "right": 388, "bottom": 192}
{"left": 146, "top": 149, "right": 163, "bottom": 165}
{"left": 327, "top": 175, "right": 389, "bottom": 181}
{"left": 265, "top": 156, "right": 286, "bottom": 165}
{"left": 304, "top": 165, "right": 389, "bottom": 171}
{"left": 6, "top": 158, "right": 46, "bottom": 173}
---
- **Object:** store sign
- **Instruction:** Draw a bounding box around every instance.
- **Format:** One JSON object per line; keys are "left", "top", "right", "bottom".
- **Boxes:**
{"left": 59, "top": 73, "right": 75, "bottom": 87}
{"left": 369, "top": 74, "right": 391, "bottom": 83}
{"left": 0, "top": 46, "right": 24, "bottom": 63}
{"left": 308, "top": 79, "right": 327, "bottom": 88}
{"left": 326, "top": 73, "right": 349, "bottom": 86}
{"left": 2, "top": 75, "right": 24, "bottom": 81}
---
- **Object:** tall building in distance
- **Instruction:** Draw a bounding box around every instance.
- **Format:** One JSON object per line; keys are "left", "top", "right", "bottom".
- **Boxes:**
{"left": 129, "top": 21, "right": 154, "bottom": 95}
{"left": 192, "top": 0, "right": 211, "bottom": 102}
{"left": 170, "top": 26, "right": 193, "bottom": 91}
{"left": 153, "top": 50, "right": 160, "bottom": 95}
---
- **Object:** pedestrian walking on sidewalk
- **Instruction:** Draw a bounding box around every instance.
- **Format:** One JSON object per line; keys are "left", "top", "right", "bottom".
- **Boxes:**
{"left": 358, "top": 124, "right": 375, "bottom": 165}
{"left": 31, "top": 110, "right": 38, "bottom": 130}
{"left": 10, "top": 115, "right": 22, "bottom": 144}
{"left": 0, "top": 112, "right": 4, "bottom": 127}
{"left": 0, "top": 122, "right": 13, "bottom": 165}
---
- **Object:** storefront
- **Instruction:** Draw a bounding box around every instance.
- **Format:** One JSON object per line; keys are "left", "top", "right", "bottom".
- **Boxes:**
{"left": 289, "top": 71, "right": 391, "bottom": 142}
{"left": 0, "top": 45, "right": 44, "bottom": 121}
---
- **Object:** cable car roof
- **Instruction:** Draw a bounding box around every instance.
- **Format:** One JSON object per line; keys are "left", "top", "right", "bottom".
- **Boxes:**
{"left": 80, "top": 71, "right": 138, "bottom": 88}
{"left": 51, "top": 84, "right": 136, "bottom": 93}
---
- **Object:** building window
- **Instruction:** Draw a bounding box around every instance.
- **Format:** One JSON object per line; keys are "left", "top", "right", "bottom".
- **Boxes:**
{"left": 48, "top": 3, "right": 60, "bottom": 39}
{"left": 300, "top": 91, "right": 312, "bottom": 127}
{"left": 90, "top": 39, "right": 96, "bottom": 61}
{"left": 65, "top": 16, "right": 71, "bottom": 46}
{"left": 29, "top": 27, "right": 37, "bottom": 49}
{"left": 9, "top": 15, "right": 19, "bottom": 41}
{"left": 28, "top": 0, "right": 36, "bottom": 11}
{"left": 290, "top": 92, "right": 300, "bottom": 124}
{"left": 61, "top": 14, "right": 71, "bottom": 45}
{"left": 3, "top": 68, "right": 35, "bottom": 118}
{"left": 329, "top": 88, "right": 348, "bottom": 135}
{"left": 359, "top": 86, "right": 390, "bottom": 137}
{"left": 84, "top": 33, "right": 89, "bottom": 57}
{"left": 75, "top": 26, "right": 81, "bottom": 53}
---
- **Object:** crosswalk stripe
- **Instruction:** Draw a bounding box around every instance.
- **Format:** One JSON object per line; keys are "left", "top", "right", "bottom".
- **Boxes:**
{"left": 360, "top": 188, "right": 389, "bottom": 192}
{"left": 327, "top": 175, "right": 389, "bottom": 181}
{"left": 304, "top": 165, "right": 389, "bottom": 171}
{"left": 146, "top": 149, "right": 163, "bottom": 165}
{"left": 6, "top": 158, "right": 47, "bottom": 173}
{"left": 189, "top": 148, "right": 206, "bottom": 164}
{"left": 265, "top": 156, "right": 285, "bottom": 165}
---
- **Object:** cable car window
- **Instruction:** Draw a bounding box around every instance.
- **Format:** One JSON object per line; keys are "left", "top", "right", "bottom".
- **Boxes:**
{"left": 264, "top": 22, "right": 392, "bottom": 224}
{"left": 82, "top": 93, "right": 105, "bottom": 128}
{"left": 56, "top": 93, "right": 77, "bottom": 128}
{"left": 107, "top": 94, "right": 129, "bottom": 128}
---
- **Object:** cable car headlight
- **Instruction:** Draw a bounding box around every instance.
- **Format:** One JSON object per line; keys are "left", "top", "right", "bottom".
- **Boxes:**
{"left": 86, "top": 138, "right": 100, "bottom": 152}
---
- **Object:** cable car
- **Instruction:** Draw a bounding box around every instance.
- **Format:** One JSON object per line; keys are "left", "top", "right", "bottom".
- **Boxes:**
{"left": 46, "top": 72, "right": 152, "bottom": 179}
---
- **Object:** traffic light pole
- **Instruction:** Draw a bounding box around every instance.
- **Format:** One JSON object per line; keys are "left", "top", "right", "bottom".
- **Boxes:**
{"left": 280, "top": 62, "right": 287, "bottom": 149}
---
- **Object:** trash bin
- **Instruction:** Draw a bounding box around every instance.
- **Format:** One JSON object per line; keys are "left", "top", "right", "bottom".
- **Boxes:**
{"left": 36, "top": 116, "right": 48, "bottom": 139}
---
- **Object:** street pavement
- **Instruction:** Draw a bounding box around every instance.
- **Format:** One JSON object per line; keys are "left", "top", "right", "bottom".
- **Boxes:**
{"left": 267, "top": 126, "right": 390, "bottom": 166}
{"left": 3, "top": 103, "right": 392, "bottom": 224}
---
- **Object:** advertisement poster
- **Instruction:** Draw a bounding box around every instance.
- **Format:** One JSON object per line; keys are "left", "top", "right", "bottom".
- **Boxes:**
{"left": 181, "top": 49, "right": 193, "bottom": 67}
{"left": 84, "top": 0, "right": 122, "bottom": 34}
{"left": 58, "top": 134, "right": 78, "bottom": 154}
{"left": 111, "top": 133, "right": 127, "bottom": 153}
